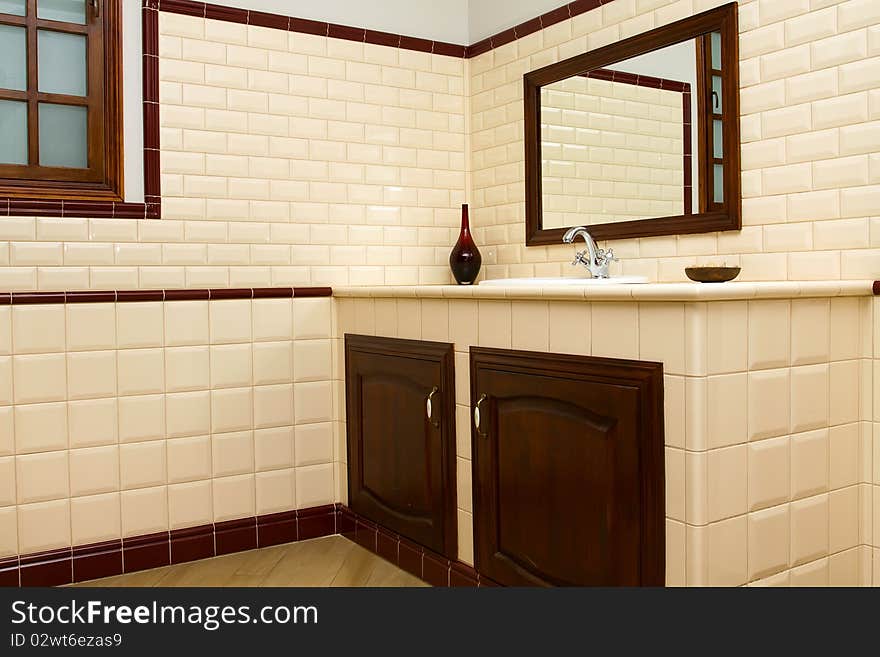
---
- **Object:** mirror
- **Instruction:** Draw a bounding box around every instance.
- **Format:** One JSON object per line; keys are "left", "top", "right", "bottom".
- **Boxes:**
{"left": 524, "top": 3, "right": 740, "bottom": 245}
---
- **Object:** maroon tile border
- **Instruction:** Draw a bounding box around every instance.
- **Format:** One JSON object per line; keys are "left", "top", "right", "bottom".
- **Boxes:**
{"left": 155, "top": 0, "right": 615, "bottom": 59}
{"left": 20, "top": 548, "right": 73, "bottom": 587}
{"left": 170, "top": 525, "right": 215, "bottom": 564}
{"left": 0, "top": 287, "right": 331, "bottom": 305}
{"left": 2, "top": 504, "right": 340, "bottom": 587}
{"left": 73, "top": 540, "right": 123, "bottom": 583}
{"left": 214, "top": 518, "right": 257, "bottom": 556}
{"left": 873, "top": 281, "right": 880, "bottom": 295}
{"left": 0, "top": 6, "right": 160, "bottom": 220}
{"left": 335, "top": 505, "right": 497, "bottom": 588}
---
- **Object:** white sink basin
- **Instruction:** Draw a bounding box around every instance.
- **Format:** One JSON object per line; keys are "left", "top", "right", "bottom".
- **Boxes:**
{"left": 479, "top": 276, "right": 648, "bottom": 287}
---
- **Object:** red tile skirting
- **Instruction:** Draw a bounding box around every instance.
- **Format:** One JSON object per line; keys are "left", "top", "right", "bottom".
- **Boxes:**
{"left": 3, "top": 504, "right": 339, "bottom": 587}
{"left": 0, "top": 287, "right": 332, "bottom": 305}
{"left": 335, "top": 505, "right": 496, "bottom": 588}
{"left": 873, "top": 281, "right": 880, "bottom": 295}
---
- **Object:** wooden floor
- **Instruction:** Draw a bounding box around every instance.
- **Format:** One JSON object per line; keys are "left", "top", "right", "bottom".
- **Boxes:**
{"left": 71, "top": 535, "right": 427, "bottom": 587}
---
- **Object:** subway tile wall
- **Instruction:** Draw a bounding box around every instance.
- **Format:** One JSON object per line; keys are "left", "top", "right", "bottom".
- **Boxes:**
{"left": 335, "top": 293, "right": 873, "bottom": 585}
{"left": 469, "top": 0, "right": 880, "bottom": 282}
{"left": 0, "top": 297, "right": 334, "bottom": 559}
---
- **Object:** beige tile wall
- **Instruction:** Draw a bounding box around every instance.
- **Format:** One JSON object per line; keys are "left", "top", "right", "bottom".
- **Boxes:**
{"left": 541, "top": 76, "right": 687, "bottom": 226}
{"left": 0, "top": 12, "right": 467, "bottom": 292}
{"left": 0, "top": 297, "right": 334, "bottom": 558}
{"left": 335, "top": 293, "right": 872, "bottom": 585}
{"left": 470, "top": 0, "right": 880, "bottom": 282}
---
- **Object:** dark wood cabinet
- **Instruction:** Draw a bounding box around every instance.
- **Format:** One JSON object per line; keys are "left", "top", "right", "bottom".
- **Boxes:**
{"left": 345, "top": 334, "right": 457, "bottom": 558}
{"left": 470, "top": 347, "right": 665, "bottom": 586}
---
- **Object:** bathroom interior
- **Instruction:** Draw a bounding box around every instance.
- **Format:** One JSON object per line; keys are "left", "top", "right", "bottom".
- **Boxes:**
{"left": 0, "top": 0, "right": 877, "bottom": 588}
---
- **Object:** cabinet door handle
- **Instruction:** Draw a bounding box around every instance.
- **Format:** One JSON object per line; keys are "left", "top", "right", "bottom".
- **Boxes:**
{"left": 474, "top": 394, "right": 488, "bottom": 436}
{"left": 426, "top": 386, "right": 440, "bottom": 427}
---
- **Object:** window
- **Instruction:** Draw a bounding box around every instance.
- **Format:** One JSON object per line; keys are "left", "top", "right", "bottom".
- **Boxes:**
{"left": 0, "top": 0, "right": 122, "bottom": 200}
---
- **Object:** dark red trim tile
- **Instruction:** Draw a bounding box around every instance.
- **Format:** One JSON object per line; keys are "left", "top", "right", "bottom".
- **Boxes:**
{"left": 354, "top": 519, "right": 377, "bottom": 552}
{"left": 123, "top": 531, "right": 170, "bottom": 573}
{"left": 0, "top": 293, "right": 12, "bottom": 306}
{"left": 397, "top": 538, "right": 422, "bottom": 579}
{"left": 336, "top": 506, "right": 356, "bottom": 539}
{"left": 159, "top": 0, "right": 205, "bottom": 17}
{"left": 112, "top": 202, "right": 148, "bottom": 219}
{"left": 9, "top": 199, "right": 63, "bottom": 216}
{"left": 0, "top": 557, "right": 19, "bottom": 587}
{"left": 613, "top": 71, "right": 639, "bottom": 85}
{"left": 142, "top": 6, "right": 159, "bottom": 57}
{"left": 204, "top": 3, "right": 247, "bottom": 23}
{"left": 297, "top": 506, "right": 336, "bottom": 541}
{"left": 116, "top": 289, "right": 165, "bottom": 302}
{"left": 328, "top": 23, "right": 365, "bottom": 43}
{"left": 290, "top": 17, "right": 328, "bottom": 37}
{"left": 144, "top": 149, "right": 162, "bottom": 199}
{"left": 432, "top": 41, "right": 467, "bottom": 58}
{"left": 399, "top": 35, "right": 434, "bottom": 54}
{"left": 376, "top": 529, "right": 398, "bottom": 564}
{"left": 20, "top": 548, "right": 72, "bottom": 587}
{"left": 293, "top": 286, "right": 333, "bottom": 297}
{"left": 514, "top": 17, "right": 542, "bottom": 39}
{"left": 170, "top": 525, "right": 215, "bottom": 564}
{"left": 208, "top": 287, "right": 253, "bottom": 300}
{"left": 164, "top": 288, "right": 210, "bottom": 300}
{"left": 450, "top": 562, "right": 479, "bottom": 587}
{"left": 65, "top": 290, "right": 117, "bottom": 304}
{"left": 541, "top": 4, "right": 571, "bottom": 28}
{"left": 257, "top": 510, "right": 298, "bottom": 548}
{"left": 214, "top": 517, "right": 257, "bottom": 556}
{"left": 490, "top": 28, "right": 516, "bottom": 49}
{"left": 146, "top": 202, "right": 162, "bottom": 220}
{"left": 142, "top": 59, "right": 159, "bottom": 104}
{"left": 466, "top": 38, "right": 493, "bottom": 58}
{"left": 252, "top": 287, "right": 293, "bottom": 299}
{"left": 73, "top": 540, "right": 123, "bottom": 583}
{"left": 568, "top": 0, "right": 603, "bottom": 18}
{"left": 62, "top": 200, "right": 116, "bottom": 218}
{"left": 143, "top": 0, "right": 160, "bottom": 11}
{"left": 249, "top": 10, "right": 289, "bottom": 31}
{"left": 365, "top": 30, "right": 400, "bottom": 48}
{"left": 12, "top": 292, "right": 66, "bottom": 305}
{"left": 421, "top": 551, "right": 449, "bottom": 587}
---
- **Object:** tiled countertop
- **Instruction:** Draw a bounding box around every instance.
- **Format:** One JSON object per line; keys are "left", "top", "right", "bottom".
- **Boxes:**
{"left": 333, "top": 280, "right": 877, "bottom": 302}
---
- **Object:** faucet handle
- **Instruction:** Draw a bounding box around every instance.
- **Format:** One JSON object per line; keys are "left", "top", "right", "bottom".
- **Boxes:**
{"left": 571, "top": 249, "right": 590, "bottom": 267}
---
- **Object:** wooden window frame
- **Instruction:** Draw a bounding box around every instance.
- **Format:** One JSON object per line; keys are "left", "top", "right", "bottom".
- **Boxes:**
{"left": 523, "top": 2, "right": 740, "bottom": 245}
{"left": 0, "top": 0, "right": 123, "bottom": 201}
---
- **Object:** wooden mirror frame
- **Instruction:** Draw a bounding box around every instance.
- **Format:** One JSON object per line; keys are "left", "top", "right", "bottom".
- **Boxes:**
{"left": 524, "top": 2, "right": 740, "bottom": 246}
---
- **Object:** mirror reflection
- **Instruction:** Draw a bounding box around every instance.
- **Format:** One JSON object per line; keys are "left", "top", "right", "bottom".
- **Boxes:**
{"left": 538, "top": 32, "right": 725, "bottom": 230}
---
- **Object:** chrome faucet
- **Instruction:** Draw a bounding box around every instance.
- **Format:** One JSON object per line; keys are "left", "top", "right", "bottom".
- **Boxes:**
{"left": 562, "top": 226, "right": 618, "bottom": 279}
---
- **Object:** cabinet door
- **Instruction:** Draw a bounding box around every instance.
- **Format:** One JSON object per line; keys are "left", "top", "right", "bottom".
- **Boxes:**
{"left": 345, "top": 334, "right": 457, "bottom": 558}
{"left": 471, "top": 347, "right": 664, "bottom": 586}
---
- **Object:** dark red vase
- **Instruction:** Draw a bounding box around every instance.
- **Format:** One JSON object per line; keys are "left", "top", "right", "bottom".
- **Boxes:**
{"left": 449, "top": 204, "right": 482, "bottom": 285}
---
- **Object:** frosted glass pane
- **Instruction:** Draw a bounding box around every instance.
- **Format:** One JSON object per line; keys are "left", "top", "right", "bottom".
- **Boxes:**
{"left": 38, "top": 0, "right": 85, "bottom": 24}
{"left": 0, "top": 100, "right": 27, "bottom": 164}
{"left": 38, "top": 30, "right": 87, "bottom": 96}
{"left": 0, "top": 25, "right": 27, "bottom": 91}
{"left": 0, "top": 0, "right": 26, "bottom": 16}
{"left": 713, "top": 119, "right": 723, "bottom": 159}
{"left": 713, "top": 164, "right": 724, "bottom": 204}
{"left": 711, "top": 32, "right": 721, "bottom": 70}
{"left": 39, "top": 103, "right": 87, "bottom": 168}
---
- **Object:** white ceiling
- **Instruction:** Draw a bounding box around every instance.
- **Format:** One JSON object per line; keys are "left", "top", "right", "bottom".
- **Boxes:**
{"left": 215, "top": 0, "right": 572, "bottom": 44}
